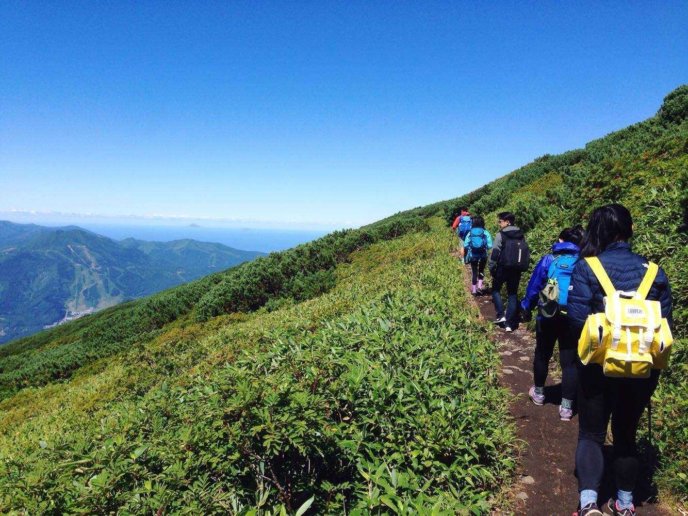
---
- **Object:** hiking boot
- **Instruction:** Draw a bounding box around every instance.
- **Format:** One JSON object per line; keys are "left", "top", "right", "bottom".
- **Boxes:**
{"left": 559, "top": 405, "right": 573, "bottom": 421}
{"left": 493, "top": 316, "right": 506, "bottom": 324}
{"left": 573, "top": 502, "right": 603, "bottom": 516}
{"left": 528, "top": 386, "right": 545, "bottom": 406}
{"left": 505, "top": 326, "right": 513, "bottom": 332}
{"left": 607, "top": 499, "right": 636, "bottom": 516}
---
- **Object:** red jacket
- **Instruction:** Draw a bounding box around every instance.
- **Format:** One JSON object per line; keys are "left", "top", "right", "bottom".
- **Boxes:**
{"left": 451, "top": 211, "right": 470, "bottom": 230}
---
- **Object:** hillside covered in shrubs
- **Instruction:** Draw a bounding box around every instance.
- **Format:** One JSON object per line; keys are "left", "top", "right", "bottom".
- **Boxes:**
{"left": 0, "top": 85, "right": 686, "bottom": 513}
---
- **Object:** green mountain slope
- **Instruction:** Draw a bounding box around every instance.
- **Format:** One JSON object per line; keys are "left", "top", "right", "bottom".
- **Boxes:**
{"left": 0, "top": 86, "right": 686, "bottom": 513}
{"left": 121, "top": 238, "right": 260, "bottom": 281}
{"left": 0, "top": 221, "right": 48, "bottom": 247}
{"left": 0, "top": 223, "right": 263, "bottom": 344}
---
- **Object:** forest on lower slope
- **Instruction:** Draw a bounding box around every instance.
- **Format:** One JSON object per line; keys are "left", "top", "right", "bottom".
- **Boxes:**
{"left": 0, "top": 85, "right": 686, "bottom": 513}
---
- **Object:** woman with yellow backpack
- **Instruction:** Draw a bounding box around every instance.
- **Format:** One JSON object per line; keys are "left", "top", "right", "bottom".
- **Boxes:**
{"left": 568, "top": 204, "right": 673, "bottom": 516}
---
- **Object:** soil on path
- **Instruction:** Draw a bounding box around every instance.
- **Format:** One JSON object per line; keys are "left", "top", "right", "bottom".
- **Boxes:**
{"left": 458, "top": 261, "right": 668, "bottom": 515}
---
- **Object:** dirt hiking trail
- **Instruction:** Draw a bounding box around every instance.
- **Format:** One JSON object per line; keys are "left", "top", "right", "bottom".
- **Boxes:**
{"left": 457, "top": 260, "right": 669, "bottom": 515}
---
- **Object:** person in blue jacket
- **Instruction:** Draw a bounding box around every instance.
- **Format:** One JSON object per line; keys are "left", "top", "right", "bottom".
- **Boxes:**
{"left": 462, "top": 215, "right": 493, "bottom": 295}
{"left": 520, "top": 226, "right": 584, "bottom": 422}
{"left": 568, "top": 204, "right": 672, "bottom": 516}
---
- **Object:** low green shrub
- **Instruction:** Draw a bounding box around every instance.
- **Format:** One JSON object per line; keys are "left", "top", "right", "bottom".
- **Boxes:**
{"left": 0, "top": 226, "right": 515, "bottom": 514}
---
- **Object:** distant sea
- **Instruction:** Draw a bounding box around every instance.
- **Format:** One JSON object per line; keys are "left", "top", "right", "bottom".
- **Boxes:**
{"left": 77, "top": 224, "right": 329, "bottom": 253}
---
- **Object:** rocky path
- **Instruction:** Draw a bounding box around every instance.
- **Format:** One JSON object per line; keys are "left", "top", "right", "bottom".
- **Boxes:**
{"left": 460, "top": 263, "right": 667, "bottom": 515}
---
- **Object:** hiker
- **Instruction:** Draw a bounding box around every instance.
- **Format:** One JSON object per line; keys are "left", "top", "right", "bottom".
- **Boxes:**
{"left": 461, "top": 215, "right": 493, "bottom": 295}
{"left": 452, "top": 208, "right": 473, "bottom": 241}
{"left": 520, "top": 226, "right": 584, "bottom": 421}
{"left": 489, "top": 211, "right": 530, "bottom": 332}
{"left": 568, "top": 204, "right": 673, "bottom": 516}
{"left": 450, "top": 208, "right": 462, "bottom": 234}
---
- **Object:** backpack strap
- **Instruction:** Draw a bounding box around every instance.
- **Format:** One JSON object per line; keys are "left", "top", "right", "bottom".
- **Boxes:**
{"left": 585, "top": 257, "right": 616, "bottom": 297}
{"left": 547, "top": 255, "right": 562, "bottom": 278}
{"left": 636, "top": 262, "right": 659, "bottom": 300}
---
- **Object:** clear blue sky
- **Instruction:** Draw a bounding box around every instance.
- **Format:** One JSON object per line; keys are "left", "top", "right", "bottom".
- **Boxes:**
{"left": 1, "top": 1, "right": 686, "bottom": 229}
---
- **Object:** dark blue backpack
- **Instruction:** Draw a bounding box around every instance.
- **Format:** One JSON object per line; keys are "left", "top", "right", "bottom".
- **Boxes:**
{"left": 458, "top": 215, "right": 472, "bottom": 233}
{"left": 468, "top": 228, "right": 488, "bottom": 259}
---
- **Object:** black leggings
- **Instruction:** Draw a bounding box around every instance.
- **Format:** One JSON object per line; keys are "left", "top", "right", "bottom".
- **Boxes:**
{"left": 576, "top": 365, "right": 659, "bottom": 493}
{"left": 469, "top": 258, "right": 487, "bottom": 285}
{"left": 533, "top": 314, "right": 577, "bottom": 401}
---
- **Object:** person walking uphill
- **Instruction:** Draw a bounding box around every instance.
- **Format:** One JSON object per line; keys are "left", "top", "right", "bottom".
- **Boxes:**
{"left": 568, "top": 204, "right": 673, "bottom": 516}
{"left": 520, "top": 226, "right": 584, "bottom": 421}
{"left": 461, "top": 215, "right": 493, "bottom": 295}
{"left": 489, "top": 211, "right": 530, "bottom": 332}
{"left": 452, "top": 208, "right": 473, "bottom": 241}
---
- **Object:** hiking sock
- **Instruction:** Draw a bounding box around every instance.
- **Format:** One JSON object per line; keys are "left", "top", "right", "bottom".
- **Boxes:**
{"left": 616, "top": 489, "right": 633, "bottom": 510}
{"left": 580, "top": 489, "right": 597, "bottom": 509}
{"left": 471, "top": 285, "right": 477, "bottom": 294}
{"left": 477, "top": 279, "right": 483, "bottom": 290}
{"left": 561, "top": 398, "right": 573, "bottom": 410}
{"left": 534, "top": 386, "right": 545, "bottom": 396}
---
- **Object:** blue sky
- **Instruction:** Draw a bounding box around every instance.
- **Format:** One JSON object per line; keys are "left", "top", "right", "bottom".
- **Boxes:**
{"left": 1, "top": 2, "right": 686, "bottom": 229}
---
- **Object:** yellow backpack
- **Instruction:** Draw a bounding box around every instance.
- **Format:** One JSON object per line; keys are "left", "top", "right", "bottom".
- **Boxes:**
{"left": 577, "top": 257, "right": 673, "bottom": 378}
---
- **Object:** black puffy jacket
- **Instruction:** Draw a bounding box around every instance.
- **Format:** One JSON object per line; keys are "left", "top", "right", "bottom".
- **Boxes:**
{"left": 567, "top": 242, "right": 673, "bottom": 343}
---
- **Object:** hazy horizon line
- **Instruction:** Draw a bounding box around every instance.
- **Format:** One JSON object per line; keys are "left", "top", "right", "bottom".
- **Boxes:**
{"left": 0, "top": 209, "right": 355, "bottom": 232}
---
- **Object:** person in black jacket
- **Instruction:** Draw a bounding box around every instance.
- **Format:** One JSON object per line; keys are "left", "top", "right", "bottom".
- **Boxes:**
{"left": 568, "top": 204, "right": 672, "bottom": 516}
{"left": 489, "top": 211, "right": 528, "bottom": 332}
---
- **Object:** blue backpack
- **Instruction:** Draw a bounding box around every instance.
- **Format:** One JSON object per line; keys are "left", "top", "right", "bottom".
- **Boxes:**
{"left": 458, "top": 215, "right": 472, "bottom": 233}
{"left": 467, "top": 228, "right": 488, "bottom": 259}
{"left": 539, "top": 253, "right": 578, "bottom": 317}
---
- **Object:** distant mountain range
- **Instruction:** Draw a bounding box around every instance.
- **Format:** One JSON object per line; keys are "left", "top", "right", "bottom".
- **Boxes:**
{"left": 0, "top": 221, "right": 264, "bottom": 343}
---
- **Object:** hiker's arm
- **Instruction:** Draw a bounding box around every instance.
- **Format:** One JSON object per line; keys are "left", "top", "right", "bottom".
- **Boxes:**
{"left": 489, "top": 231, "right": 502, "bottom": 269}
{"left": 567, "top": 259, "right": 594, "bottom": 341}
{"left": 451, "top": 217, "right": 459, "bottom": 230}
{"left": 485, "top": 231, "right": 493, "bottom": 250}
{"left": 653, "top": 266, "right": 674, "bottom": 329}
{"left": 521, "top": 255, "right": 551, "bottom": 312}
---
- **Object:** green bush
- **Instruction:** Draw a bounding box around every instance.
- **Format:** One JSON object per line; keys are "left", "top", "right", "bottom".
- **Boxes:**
{"left": 0, "top": 227, "right": 515, "bottom": 514}
{"left": 195, "top": 215, "right": 429, "bottom": 321}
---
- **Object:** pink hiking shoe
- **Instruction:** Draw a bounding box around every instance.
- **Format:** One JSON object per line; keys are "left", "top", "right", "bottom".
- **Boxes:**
{"left": 528, "top": 386, "right": 545, "bottom": 406}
